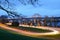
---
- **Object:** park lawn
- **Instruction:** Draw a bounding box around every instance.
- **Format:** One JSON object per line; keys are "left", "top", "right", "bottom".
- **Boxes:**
{"left": 9, "top": 25, "right": 52, "bottom": 33}
{"left": 42, "top": 34, "right": 60, "bottom": 40}
{"left": 0, "top": 28, "right": 49, "bottom": 40}
{"left": 18, "top": 26, "right": 52, "bottom": 33}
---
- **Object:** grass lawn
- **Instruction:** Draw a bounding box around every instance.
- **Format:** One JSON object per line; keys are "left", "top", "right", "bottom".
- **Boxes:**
{"left": 0, "top": 28, "right": 49, "bottom": 40}
{"left": 9, "top": 25, "right": 52, "bottom": 33}
{"left": 42, "top": 34, "right": 60, "bottom": 40}
{"left": 18, "top": 26, "right": 52, "bottom": 33}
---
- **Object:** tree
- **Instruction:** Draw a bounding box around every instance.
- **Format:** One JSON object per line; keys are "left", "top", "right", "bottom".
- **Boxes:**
{"left": 0, "top": 15, "right": 9, "bottom": 23}
{"left": 0, "top": 0, "right": 41, "bottom": 26}
{"left": 49, "top": 16, "right": 54, "bottom": 27}
{"left": 12, "top": 20, "right": 19, "bottom": 26}
{"left": 0, "top": 0, "right": 41, "bottom": 17}
{"left": 43, "top": 16, "right": 49, "bottom": 26}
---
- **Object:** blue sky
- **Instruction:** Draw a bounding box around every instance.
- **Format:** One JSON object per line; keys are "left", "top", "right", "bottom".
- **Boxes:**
{"left": 0, "top": 0, "right": 60, "bottom": 17}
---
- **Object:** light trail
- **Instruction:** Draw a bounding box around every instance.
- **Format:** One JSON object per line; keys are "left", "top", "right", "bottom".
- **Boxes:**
{"left": 0, "top": 23, "right": 60, "bottom": 38}
{"left": 19, "top": 25, "right": 59, "bottom": 35}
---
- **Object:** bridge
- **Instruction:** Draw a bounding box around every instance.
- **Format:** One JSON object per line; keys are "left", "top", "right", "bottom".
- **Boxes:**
{"left": 6, "top": 13, "right": 60, "bottom": 27}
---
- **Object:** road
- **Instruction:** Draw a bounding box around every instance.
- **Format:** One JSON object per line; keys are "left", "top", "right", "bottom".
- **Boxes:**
{"left": 0, "top": 23, "right": 60, "bottom": 37}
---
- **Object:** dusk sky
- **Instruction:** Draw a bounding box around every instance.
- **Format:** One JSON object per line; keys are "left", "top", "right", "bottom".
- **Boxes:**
{"left": 0, "top": 0, "right": 60, "bottom": 17}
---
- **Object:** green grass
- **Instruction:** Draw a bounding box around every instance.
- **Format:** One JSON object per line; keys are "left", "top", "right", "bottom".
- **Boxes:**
{"left": 18, "top": 26, "right": 52, "bottom": 33}
{"left": 42, "top": 34, "right": 60, "bottom": 40}
{"left": 9, "top": 25, "right": 52, "bottom": 33}
{"left": 0, "top": 28, "right": 49, "bottom": 40}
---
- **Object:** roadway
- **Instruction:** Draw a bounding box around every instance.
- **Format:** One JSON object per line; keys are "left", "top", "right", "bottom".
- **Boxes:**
{"left": 0, "top": 23, "right": 60, "bottom": 38}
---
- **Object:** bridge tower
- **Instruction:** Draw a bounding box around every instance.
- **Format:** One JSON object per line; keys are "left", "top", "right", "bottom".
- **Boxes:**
{"left": 31, "top": 13, "right": 41, "bottom": 26}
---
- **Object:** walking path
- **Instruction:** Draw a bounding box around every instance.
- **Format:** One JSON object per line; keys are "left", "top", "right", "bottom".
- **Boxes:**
{"left": 0, "top": 23, "right": 60, "bottom": 37}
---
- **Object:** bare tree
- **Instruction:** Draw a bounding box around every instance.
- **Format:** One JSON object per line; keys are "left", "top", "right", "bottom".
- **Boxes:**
{"left": 0, "top": 0, "right": 41, "bottom": 26}
{"left": 0, "top": 15, "right": 9, "bottom": 23}
{"left": 43, "top": 16, "right": 49, "bottom": 26}
{"left": 0, "top": 0, "right": 41, "bottom": 17}
{"left": 0, "top": 0, "right": 20, "bottom": 18}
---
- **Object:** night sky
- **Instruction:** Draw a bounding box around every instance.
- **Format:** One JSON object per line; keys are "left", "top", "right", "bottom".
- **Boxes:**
{"left": 0, "top": 0, "right": 60, "bottom": 17}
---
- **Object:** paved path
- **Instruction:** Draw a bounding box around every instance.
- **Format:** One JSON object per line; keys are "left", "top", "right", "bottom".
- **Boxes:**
{"left": 0, "top": 23, "right": 60, "bottom": 37}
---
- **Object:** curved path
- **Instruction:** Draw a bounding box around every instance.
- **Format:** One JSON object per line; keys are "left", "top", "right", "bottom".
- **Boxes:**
{"left": 0, "top": 23, "right": 60, "bottom": 37}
